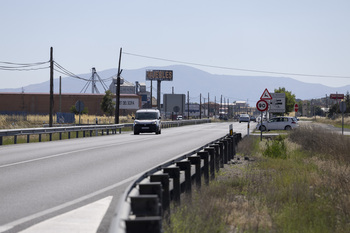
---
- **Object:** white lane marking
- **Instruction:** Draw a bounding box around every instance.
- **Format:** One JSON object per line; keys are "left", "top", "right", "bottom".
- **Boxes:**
{"left": 19, "top": 196, "right": 113, "bottom": 233}
{"left": 0, "top": 174, "right": 139, "bottom": 232}
{"left": 0, "top": 137, "right": 153, "bottom": 169}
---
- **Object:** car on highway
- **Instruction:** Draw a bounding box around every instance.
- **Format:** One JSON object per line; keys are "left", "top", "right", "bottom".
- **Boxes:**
{"left": 239, "top": 114, "right": 250, "bottom": 123}
{"left": 250, "top": 116, "right": 256, "bottom": 122}
{"left": 176, "top": 115, "right": 183, "bottom": 120}
{"left": 133, "top": 109, "right": 161, "bottom": 135}
{"left": 256, "top": 116, "right": 299, "bottom": 131}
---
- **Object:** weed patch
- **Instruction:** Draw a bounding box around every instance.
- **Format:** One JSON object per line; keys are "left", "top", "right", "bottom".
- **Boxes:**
{"left": 164, "top": 126, "right": 350, "bottom": 232}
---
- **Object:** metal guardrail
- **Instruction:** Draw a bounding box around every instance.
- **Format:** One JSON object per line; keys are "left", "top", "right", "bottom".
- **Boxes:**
{"left": 108, "top": 132, "right": 242, "bottom": 233}
{"left": 0, "top": 124, "right": 124, "bottom": 145}
{"left": 0, "top": 119, "right": 211, "bottom": 146}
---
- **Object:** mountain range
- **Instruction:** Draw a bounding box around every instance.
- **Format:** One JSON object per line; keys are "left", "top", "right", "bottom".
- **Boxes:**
{"left": 1, "top": 65, "right": 349, "bottom": 106}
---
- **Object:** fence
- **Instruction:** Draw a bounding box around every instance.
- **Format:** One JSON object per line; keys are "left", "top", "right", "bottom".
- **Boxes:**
{"left": 108, "top": 132, "right": 242, "bottom": 233}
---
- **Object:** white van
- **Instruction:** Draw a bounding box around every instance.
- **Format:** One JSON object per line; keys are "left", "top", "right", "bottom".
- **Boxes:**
{"left": 133, "top": 109, "right": 161, "bottom": 135}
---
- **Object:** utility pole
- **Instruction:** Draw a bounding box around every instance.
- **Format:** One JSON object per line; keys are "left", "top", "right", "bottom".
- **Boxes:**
{"left": 49, "top": 47, "right": 54, "bottom": 127}
{"left": 59, "top": 76, "right": 62, "bottom": 113}
{"left": 208, "top": 93, "right": 210, "bottom": 119}
{"left": 214, "top": 96, "right": 216, "bottom": 117}
{"left": 157, "top": 80, "right": 161, "bottom": 111}
{"left": 187, "top": 91, "right": 190, "bottom": 119}
{"left": 220, "top": 95, "right": 222, "bottom": 118}
{"left": 150, "top": 80, "right": 153, "bottom": 108}
{"left": 200, "top": 93, "right": 202, "bottom": 119}
{"left": 228, "top": 98, "right": 230, "bottom": 118}
{"left": 115, "top": 48, "right": 122, "bottom": 124}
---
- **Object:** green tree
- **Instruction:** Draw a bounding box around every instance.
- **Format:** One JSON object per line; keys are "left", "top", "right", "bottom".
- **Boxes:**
{"left": 274, "top": 87, "right": 296, "bottom": 114}
{"left": 101, "top": 90, "right": 115, "bottom": 116}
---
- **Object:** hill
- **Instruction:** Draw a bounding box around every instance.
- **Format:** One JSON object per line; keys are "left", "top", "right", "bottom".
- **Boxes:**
{"left": 1, "top": 65, "right": 349, "bottom": 105}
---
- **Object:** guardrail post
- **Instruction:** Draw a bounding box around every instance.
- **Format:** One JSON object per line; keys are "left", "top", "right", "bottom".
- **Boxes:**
{"left": 210, "top": 144, "right": 220, "bottom": 173}
{"left": 76, "top": 131, "right": 79, "bottom": 138}
{"left": 215, "top": 142, "right": 224, "bottom": 168}
{"left": 222, "top": 140, "right": 228, "bottom": 164}
{"left": 83, "top": 131, "right": 86, "bottom": 137}
{"left": 59, "top": 132, "right": 62, "bottom": 140}
{"left": 139, "top": 183, "right": 163, "bottom": 216}
{"left": 130, "top": 195, "right": 160, "bottom": 217}
{"left": 188, "top": 156, "right": 201, "bottom": 187}
{"left": 0, "top": 136, "right": 2, "bottom": 146}
{"left": 49, "top": 133, "right": 52, "bottom": 141}
{"left": 176, "top": 161, "right": 192, "bottom": 194}
{"left": 228, "top": 136, "right": 236, "bottom": 160}
{"left": 163, "top": 167, "right": 181, "bottom": 204}
{"left": 150, "top": 174, "right": 170, "bottom": 213}
{"left": 125, "top": 216, "right": 162, "bottom": 233}
{"left": 197, "top": 151, "right": 209, "bottom": 185}
{"left": 235, "top": 133, "right": 242, "bottom": 144}
{"left": 27, "top": 135, "right": 30, "bottom": 143}
{"left": 14, "top": 135, "right": 17, "bottom": 144}
{"left": 68, "top": 132, "right": 71, "bottom": 139}
{"left": 232, "top": 135, "right": 236, "bottom": 157}
{"left": 39, "top": 134, "right": 42, "bottom": 142}
{"left": 230, "top": 137, "right": 234, "bottom": 160}
{"left": 204, "top": 147, "right": 216, "bottom": 180}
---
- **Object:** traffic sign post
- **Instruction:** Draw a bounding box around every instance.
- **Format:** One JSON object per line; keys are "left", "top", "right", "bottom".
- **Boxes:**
{"left": 260, "top": 88, "right": 272, "bottom": 100}
{"left": 294, "top": 103, "right": 299, "bottom": 112}
{"left": 340, "top": 102, "right": 346, "bottom": 135}
{"left": 256, "top": 100, "right": 268, "bottom": 112}
{"left": 294, "top": 103, "right": 299, "bottom": 118}
{"left": 75, "top": 100, "right": 85, "bottom": 125}
{"left": 256, "top": 100, "right": 268, "bottom": 141}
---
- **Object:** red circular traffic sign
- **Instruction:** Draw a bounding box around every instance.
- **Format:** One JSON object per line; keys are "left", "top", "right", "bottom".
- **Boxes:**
{"left": 294, "top": 103, "right": 299, "bottom": 112}
{"left": 256, "top": 100, "right": 268, "bottom": 112}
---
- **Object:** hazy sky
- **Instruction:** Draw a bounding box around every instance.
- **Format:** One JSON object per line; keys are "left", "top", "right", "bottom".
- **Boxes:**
{"left": 1, "top": 0, "right": 350, "bottom": 89}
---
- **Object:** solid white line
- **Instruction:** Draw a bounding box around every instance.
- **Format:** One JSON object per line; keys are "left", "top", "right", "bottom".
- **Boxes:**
{"left": 0, "top": 174, "right": 139, "bottom": 233}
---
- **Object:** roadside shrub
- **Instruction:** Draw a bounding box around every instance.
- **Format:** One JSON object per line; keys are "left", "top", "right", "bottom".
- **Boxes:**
{"left": 263, "top": 138, "right": 287, "bottom": 159}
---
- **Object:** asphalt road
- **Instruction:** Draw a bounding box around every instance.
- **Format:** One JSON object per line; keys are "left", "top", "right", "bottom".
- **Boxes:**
{"left": 0, "top": 121, "right": 254, "bottom": 233}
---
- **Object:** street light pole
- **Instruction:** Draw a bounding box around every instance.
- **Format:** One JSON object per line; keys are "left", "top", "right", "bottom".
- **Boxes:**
{"left": 115, "top": 48, "right": 122, "bottom": 124}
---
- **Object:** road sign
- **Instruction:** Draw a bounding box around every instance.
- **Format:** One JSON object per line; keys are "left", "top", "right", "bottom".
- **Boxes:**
{"left": 146, "top": 70, "right": 173, "bottom": 81}
{"left": 340, "top": 101, "right": 347, "bottom": 113}
{"left": 269, "top": 93, "right": 286, "bottom": 113}
{"left": 330, "top": 94, "right": 344, "bottom": 99}
{"left": 260, "top": 88, "right": 272, "bottom": 100}
{"left": 294, "top": 103, "right": 299, "bottom": 112}
{"left": 75, "top": 100, "right": 85, "bottom": 113}
{"left": 256, "top": 100, "right": 268, "bottom": 112}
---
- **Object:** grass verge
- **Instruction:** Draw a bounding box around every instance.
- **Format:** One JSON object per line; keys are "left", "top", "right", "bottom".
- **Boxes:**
{"left": 163, "top": 126, "right": 350, "bottom": 233}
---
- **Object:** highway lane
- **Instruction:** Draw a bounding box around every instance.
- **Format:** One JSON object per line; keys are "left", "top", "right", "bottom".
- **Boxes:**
{"left": 0, "top": 121, "right": 254, "bottom": 232}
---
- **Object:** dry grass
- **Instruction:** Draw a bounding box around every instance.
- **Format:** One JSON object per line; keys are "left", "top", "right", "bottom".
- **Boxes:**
{"left": 164, "top": 126, "right": 350, "bottom": 233}
{"left": 0, "top": 114, "right": 132, "bottom": 129}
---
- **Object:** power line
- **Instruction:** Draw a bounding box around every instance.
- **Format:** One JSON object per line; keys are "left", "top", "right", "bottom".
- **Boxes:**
{"left": 0, "top": 61, "right": 50, "bottom": 71}
{"left": 123, "top": 52, "right": 350, "bottom": 79}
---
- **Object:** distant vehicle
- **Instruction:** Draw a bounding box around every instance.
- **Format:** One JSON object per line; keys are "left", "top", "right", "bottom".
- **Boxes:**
{"left": 239, "top": 114, "right": 250, "bottom": 123}
{"left": 256, "top": 117, "right": 299, "bottom": 131}
{"left": 133, "top": 109, "right": 161, "bottom": 135}
{"left": 176, "top": 115, "right": 183, "bottom": 120}
{"left": 250, "top": 116, "right": 256, "bottom": 122}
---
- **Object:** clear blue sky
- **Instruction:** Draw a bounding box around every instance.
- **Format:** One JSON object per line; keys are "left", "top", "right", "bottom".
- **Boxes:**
{"left": 1, "top": 0, "right": 350, "bottom": 89}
